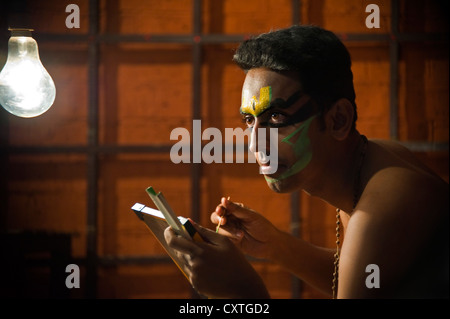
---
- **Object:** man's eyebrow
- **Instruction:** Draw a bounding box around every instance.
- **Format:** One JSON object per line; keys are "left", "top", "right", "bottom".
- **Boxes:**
{"left": 269, "top": 90, "right": 303, "bottom": 109}
{"left": 253, "top": 90, "right": 303, "bottom": 117}
{"left": 240, "top": 104, "right": 273, "bottom": 117}
{"left": 282, "top": 99, "right": 315, "bottom": 125}
{"left": 240, "top": 90, "right": 304, "bottom": 117}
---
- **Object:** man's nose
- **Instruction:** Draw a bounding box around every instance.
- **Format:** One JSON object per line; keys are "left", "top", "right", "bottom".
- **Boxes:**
{"left": 249, "top": 121, "right": 269, "bottom": 154}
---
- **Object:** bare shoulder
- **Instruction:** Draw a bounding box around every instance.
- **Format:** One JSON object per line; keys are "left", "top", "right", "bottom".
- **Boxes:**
{"left": 338, "top": 139, "right": 449, "bottom": 298}
{"left": 363, "top": 138, "right": 448, "bottom": 216}
{"left": 369, "top": 138, "right": 443, "bottom": 178}
{"left": 362, "top": 166, "right": 448, "bottom": 218}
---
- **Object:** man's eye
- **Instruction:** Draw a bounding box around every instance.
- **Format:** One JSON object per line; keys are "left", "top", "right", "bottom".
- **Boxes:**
{"left": 242, "top": 115, "right": 255, "bottom": 127}
{"left": 270, "top": 112, "right": 286, "bottom": 123}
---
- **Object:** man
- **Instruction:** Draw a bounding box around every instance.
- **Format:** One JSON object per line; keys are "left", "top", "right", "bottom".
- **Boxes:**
{"left": 165, "top": 25, "right": 449, "bottom": 298}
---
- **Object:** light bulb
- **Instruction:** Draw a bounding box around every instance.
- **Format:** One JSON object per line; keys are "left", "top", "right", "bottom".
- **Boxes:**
{"left": 0, "top": 28, "right": 56, "bottom": 118}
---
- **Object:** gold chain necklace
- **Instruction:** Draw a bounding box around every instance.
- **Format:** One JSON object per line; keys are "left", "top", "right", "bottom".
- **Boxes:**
{"left": 332, "top": 135, "right": 368, "bottom": 299}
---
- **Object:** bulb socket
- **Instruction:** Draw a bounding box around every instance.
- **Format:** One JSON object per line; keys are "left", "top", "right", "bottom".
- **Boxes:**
{"left": 8, "top": 28, "right": 34, "bottom": 37}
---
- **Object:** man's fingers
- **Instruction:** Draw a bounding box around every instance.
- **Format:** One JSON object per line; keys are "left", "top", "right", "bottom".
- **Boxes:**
{"left": 208, "top": 211, "right": 244, "bottom": 239}
{"left": 164, "top": 226, "right": 201, "bottom": 255}
{"left": 211, "top": 211, "right": 226, "bottom": 225}
{"left": 212, "top": 197, "right": 251, "bottom": 225}
{"left": 222, "top": 197, "right": 251, "bottom": 216}
{"left": 189, "top": 221, "right": 226, "bottom": 244}
{"left": 217, "top": 226, "right": 244, "bottom": 241}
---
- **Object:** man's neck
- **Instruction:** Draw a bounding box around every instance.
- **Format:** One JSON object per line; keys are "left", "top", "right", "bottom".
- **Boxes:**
{"left": 307, "top": 131, "right": 365, "bottom": 214}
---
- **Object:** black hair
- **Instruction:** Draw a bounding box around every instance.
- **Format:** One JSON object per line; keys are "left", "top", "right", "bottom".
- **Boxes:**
{"left": 233, "top": 25, "right": 357, "bottom": 127}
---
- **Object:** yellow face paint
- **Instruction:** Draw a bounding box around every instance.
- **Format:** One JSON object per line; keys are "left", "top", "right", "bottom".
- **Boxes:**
{"left": 240, "top": 86, "right": 272, "bottom": 117}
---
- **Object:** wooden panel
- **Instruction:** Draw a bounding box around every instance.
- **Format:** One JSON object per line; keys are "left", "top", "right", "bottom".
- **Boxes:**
{"left": 303, "top": 0, "right": 391, "bottom": 33}
{"left": 252, "top": 262, "right": 293, "bottom": 299}
{"left": 398, "top": 43, "right": 449, "bottom": 142}
{"left": 97, "top": 264, "right": 192, "bottom": 298}
{"left": 202, "top": 0, "right": 292, "bottom": 34}
{"left": 399, "top": 0, "right": 449, "bottom": 33}
{"left": 100, "top": 0, "right": 193, "bottom": 34}
{"left": 97, "top": 154, "right": 191, "bottom": 257}
{"left": 6, "top": 154, "right": 87, "bottom": 258}
{"left": 99, "top": 43, "right": 192, "bottom": 145}
{"left": 201, "top": 44, "right": 246, "bottom": 129}
{"left": 27, "top": 0, "right": 90, "bottom": 34}
{"left": 349, "top": 43, "right": 391, "bottom": 139}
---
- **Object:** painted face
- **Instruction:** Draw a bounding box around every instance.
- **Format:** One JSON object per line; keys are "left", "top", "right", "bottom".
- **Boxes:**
{"left": 240, "top": 70, "right": 317, "bottom": 188}
{"left": 264, "top": 114, "right": 316, "bottom": 184}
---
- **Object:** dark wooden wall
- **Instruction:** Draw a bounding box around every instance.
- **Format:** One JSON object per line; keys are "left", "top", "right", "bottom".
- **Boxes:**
{"left": 0, "top": 0, "right": 448, "bottom": 298}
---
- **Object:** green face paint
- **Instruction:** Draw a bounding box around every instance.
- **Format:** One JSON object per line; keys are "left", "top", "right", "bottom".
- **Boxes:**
{"left": 264, "top": 115, "right": 316, "bottom": 183}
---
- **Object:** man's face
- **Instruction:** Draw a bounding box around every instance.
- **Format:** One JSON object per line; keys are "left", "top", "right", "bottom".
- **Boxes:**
{"left": 240, "top": 68, "right": 319, "bottom": 193}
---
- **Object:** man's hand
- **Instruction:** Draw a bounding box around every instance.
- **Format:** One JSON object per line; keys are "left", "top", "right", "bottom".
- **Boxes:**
{"left": 164, "top": 222, "right": 270, "bottom": 299}
{"left": 211, "top": 197, "right": 280, "bottom": 260}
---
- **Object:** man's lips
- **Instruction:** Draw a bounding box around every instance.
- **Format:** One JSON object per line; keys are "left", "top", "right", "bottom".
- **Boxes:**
{"left": 254, "top": 151, "right": 286, "bottom": 175}
{"left": 259, "top": 162, "right": 287, "bottom": 175}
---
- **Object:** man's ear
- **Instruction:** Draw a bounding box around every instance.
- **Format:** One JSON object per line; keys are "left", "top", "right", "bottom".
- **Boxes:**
{"left": 324, "top": 99, "right": 355, "bottom": 141}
